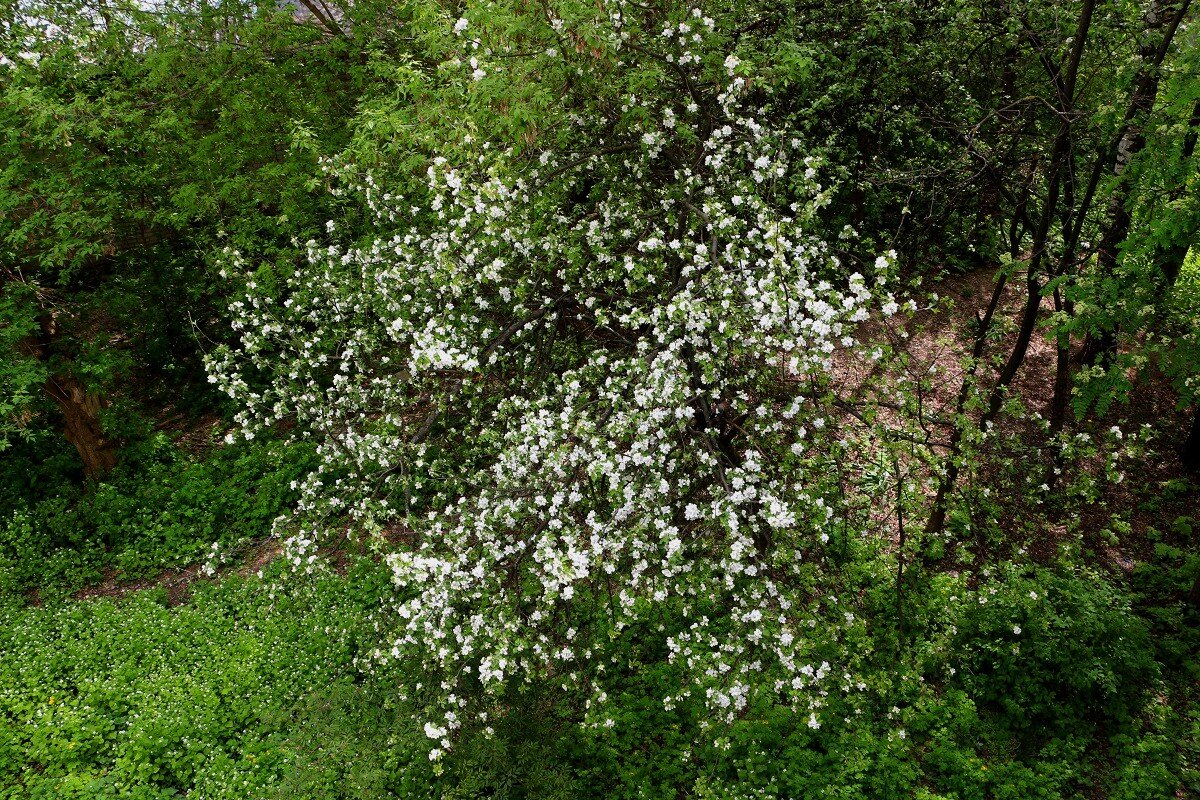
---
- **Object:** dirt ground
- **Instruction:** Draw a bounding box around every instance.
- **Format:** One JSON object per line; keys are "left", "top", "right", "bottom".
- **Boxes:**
{"left": 831, "top": 263, "right": 1197, "bottom": 569}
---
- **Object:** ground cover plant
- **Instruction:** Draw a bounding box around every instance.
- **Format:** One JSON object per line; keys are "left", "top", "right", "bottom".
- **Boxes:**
{"left": 1, "top": 0, "right": 1199, "bottom": 797}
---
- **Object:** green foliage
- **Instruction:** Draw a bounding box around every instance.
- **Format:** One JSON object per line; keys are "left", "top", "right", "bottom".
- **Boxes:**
{"left": 1, "top": 536, "right": 1196, "bottom": 799}
{"left": 247, "top": 549, "right": 1196, "bottom": 800}
{"left": 0, "top": 0, "right": 394, "bottom": 465}
{"left": 0, "top": 282, "right": 49, "bottom": 450}
{"left": 951, "top": 565, "right": 1157, "bottom": 727}
{"left": 0, "top": 560, "right": 389, "bottom": 799}
{"left": 2, "top": 0, "right": 1200, "bottom": 798}
{"left": 84, "top": 436, "right": 317, "bottom": 576}
{"left": 0, "top": 435, "right": 314, "bottom": 602}
{"left": 259, "top": 681, "right": 436, "bottom": 800}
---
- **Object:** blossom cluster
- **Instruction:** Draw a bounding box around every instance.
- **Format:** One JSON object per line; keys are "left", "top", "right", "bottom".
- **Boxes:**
{"left": 207, "top": 2, "right": 890, "bottom": 758}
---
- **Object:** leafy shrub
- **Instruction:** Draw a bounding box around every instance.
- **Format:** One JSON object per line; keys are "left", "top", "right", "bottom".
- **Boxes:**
{"left": 0, "top": 509, "right": 104, "bottom": 604}
{"left": 82, "top": 435, "right": 316, "bottom": 576}
{"left": 951, "top": 564, "right": 1158, "bottom": 729}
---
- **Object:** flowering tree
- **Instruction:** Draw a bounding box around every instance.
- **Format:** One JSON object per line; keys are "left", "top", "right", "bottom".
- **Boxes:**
{"left": 209, "top": 1, "right": 891, "bottom": 757}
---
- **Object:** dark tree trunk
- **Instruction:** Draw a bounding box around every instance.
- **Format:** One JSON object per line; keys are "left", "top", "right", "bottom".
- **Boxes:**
{"left": 925, "top": 269, "right": 1010, "bottom": 535}
{"left": 1154, "top": 102, "right": 1200, "bottom": 293}
{"left": 1187, "top": 407, "right": 1200, "bottom": 609}
{"left": 1080, "top": 0, "right": 1193, "bottom": 367}
{"left": 1078, "top": 329, "right": 1118, "bottom": 366}
{"left": 927, "top": 0, "right": 1098, "bottom": 534}
{"left": 1182, "top": 406, "right": 1200, "bottom": 475}
{"left": 1049, "top": 287, "right": 1072, "bottom": 435}
{"left": 18, "top": 310, "right": 118, "bottom": 481}
{"left": 43, "top": 374, "right": 117, "bottom": 480}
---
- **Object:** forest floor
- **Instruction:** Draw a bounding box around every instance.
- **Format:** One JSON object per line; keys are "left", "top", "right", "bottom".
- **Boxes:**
{"left": 830, "top": 262, "right": 1199, "bottom": 574}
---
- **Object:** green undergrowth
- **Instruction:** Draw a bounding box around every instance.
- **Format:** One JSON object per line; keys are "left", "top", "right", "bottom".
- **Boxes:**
{"left": 0, "top": 558, "right": 399, "bottom": 800}
{"left": 1, "top": 543, "right": 1196, "bottom": 799}
{"left": 1, "top": 431, "right": 1196, "bottom": 798}
{"left": 0, "top": 433, "right": 315, "bottom": 603}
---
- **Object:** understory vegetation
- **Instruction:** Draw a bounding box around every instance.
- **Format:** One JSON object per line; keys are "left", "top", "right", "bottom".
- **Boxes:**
{"left": 2, "top": 0, "right": 1200, "bottom": 797}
